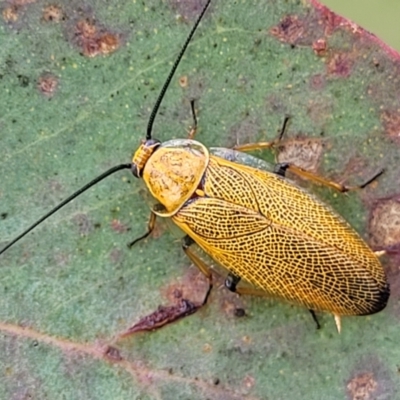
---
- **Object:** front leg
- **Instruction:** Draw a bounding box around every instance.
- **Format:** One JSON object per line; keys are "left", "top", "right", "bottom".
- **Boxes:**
{"left": 119, "top": 235, "right": 213, "bottom": 338}
{"left": 127, "top": 211, "right": 157, "bottom": 248}
{"left": 182, "top": 235, "right": 213, "bottom": 306}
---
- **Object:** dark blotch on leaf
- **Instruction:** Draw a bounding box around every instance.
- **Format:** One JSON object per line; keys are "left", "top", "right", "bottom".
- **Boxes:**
{"left": 270, "top": 15, "right": 305, "bottom": 45}
{"left": 104, "top": 345, "right": 122, "bottom": 362}
{"left": 17, "top": 75, "right": 29, "bottom": 87}
{"left": 234, "top": 308, "right": 246, "bottom": 317}
{"left": 120, "top": 298, "right": 199, "bottom": 336}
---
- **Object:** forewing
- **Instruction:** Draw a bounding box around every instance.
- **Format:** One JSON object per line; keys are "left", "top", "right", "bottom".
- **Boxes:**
{"left": 172, "top": 156, "right": 388, "bottom": 315}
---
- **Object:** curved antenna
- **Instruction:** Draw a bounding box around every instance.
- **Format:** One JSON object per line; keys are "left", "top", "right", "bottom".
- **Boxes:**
{"left": 1, "top": 2, "right": 212, "bottom": 255}
{"left": 0, "top": 163, "right": 131, "bottom": 255}
{"left": 146, "top": 0, "right": 211, "bottom": 140}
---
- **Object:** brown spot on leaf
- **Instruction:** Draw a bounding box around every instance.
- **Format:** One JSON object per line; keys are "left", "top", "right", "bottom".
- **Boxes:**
{"left": 2, "top": 5, "right": 19, "bottom": 23}
{"left": 203, "top": 343, "right": 212, "bottom": 353}
{"left": 265, "top": 93, "right": 287, "bottom": 115}
{"left": 110, "top": 219, "right": 128, "bottom": 234}
{"left": 327, "top": 52, "right": 353, "bottom": 78}
{"left": 120, "top": 298, "right": 199, "bottom": 336}
{"left": 312, "top": 2, "right": 347, "bottom": 36}
{"left": 164, "top": 267, "right": 210, "bottom": 305}
{"left": 37, "top": 73, "right": 58, "bottom": 97}
{"left": 312, "top": 38, "right": 327, "bottom": 56}
{"left": 73, "top": 213, "right": 93, "bottom": 235}
{"left": 179, "top": 75, "right": 188, "bottom": 88}
{"left": 381, "top": 110, "right": 400, "bottom": 142}
{"left": 312, "top": 1, "right": 371, "bottom": 39}
{"left": 369, "top": 195, "right": 400, "bottom": 249}
{"left": 277, "top": 136, "right": 325, "bottom": 173}
{"left": 347, "top": 372, "right": 377, "bottom": 400}
{"left": 97, "top": 32, "right": 120, "bottom": 55}
{"left": 75, "top": 18, "right": 96, "bottom": 37}
{"left": 42, "top": 4, "right": 64, "bottom": 23}
{"left": 2, "top": 0, "right": 35, "bottom": 25}
{"left": 109, "top": 248, "right": 123, "bottom": 265}
{"left": 346, "top": 354, "right": 394, "bottom": 399}
{"left": 309, "top": 74, "right": 326, "bottom": 91}
{"left": 307, "top": 96, "right": 333, "bottom": 125}
{"left": 220, "top": 296, "right": 246, "bottom": 318}
{"left": 118, "top": 267, "right": 213, "bottom": 336}
{"left": 243, "top": 375, "right": 256, "bottom": 390}
{"left": 270, "top": 15, "right": 305, "bottom": 45}
{"left": 72, "top": 18, "right": 120, "bottom": 57}
{"left": 103, "top": 345, "right": 122, "bottom": 361}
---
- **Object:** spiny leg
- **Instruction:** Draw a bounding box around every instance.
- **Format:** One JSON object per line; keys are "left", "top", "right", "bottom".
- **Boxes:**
{"left": 233, "top": 116, "right": 290, "bottom": 152}
{"left": 187, "top": 99, "right": 198, "bottom": 140}
{"left": 309, "top": 309, "right": 321, "bottom": 330}
{"left": 234, "top": 117, "right": 384, "bottom": 189}
{"left": 182, "top": 235, "right": 213, "bottom": 306}
{"left": 119, "top": 235, "right": 213, "bottom": 337}
{"left": 127, "top": 211, "right": 157, "bottom": 248}
{"left": 226, "top": 273, "right": 322, "bottom": 330}
{"left": 274, "top": 162, "right": 384, "bottom": 192}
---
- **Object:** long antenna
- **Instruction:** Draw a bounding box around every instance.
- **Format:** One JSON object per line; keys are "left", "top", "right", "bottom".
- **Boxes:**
{"left": 0, "top": 164, "right": 131, "bottom": 255}
{"left": 146, "top": 0, "right": 211, "bottom": 140}
{"left": 1, "top": 1, "right": 212, "bottom": 254}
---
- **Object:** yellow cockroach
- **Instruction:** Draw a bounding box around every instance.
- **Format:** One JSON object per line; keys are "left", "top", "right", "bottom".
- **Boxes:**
{"left": 0, "top": 0, "right": 389, "bottom": 333}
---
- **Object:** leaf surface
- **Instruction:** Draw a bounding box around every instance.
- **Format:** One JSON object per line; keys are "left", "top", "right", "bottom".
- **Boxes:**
{"left": 1, "top": 1, "right": 399, "bottom": 399}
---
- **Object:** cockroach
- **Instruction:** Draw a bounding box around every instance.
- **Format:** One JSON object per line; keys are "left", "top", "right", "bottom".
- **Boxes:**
{"left": 0, "top": 0, "right": 389, "bottom": 333}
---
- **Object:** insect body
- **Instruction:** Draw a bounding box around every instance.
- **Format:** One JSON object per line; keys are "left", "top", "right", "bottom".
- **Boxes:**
{"left": 0, "top": 0, "right": 389, "bottom": 333}
{"left": 132, "top": 137, "right": 389, "bottom": 331}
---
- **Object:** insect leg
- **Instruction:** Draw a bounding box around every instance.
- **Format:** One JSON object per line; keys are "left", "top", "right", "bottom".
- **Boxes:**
{"left": 233, "top": 139, "right": 278, "bottom": 152}
{"left": 119, "top": 234, "right": 212, "bottom": 338}
{"left": 233, "top": 117, "right": 290, "bottom": 152}
{"left": 127, "top": 211, "right": 157, "bottom": 248}
{"left": 233, "top": 116, "right": 383, "bottom": 191}
{"left": 273, "top": 163, "right": 384, "bottom": 192}
{"left": 225, "top": 282, "right": 274, "bottom": 297}
{"left": 308, "top": 309, "right": 321, "bottom": 330}
{"left": 227, "top": 272, "right": 322, "bottom": 329}
{"left": 182, "top": 235, "right": 213, "bottom": 306}
{"left": 225, "top": 272, "right": 275, "bottom": 296}
{"left": 273, "top": 163, "right": 288, "bottom": 177}
{"left": 225, "top": 272, "right": 241, "bottom": 292}
{"left": 225, "top": 274, "right": 325, "bottom": 329}
{"left": 187, "top": 100, "right": 198, "bottom": 139}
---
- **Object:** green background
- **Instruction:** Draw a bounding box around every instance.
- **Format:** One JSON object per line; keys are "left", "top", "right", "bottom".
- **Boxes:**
{"left": 1, "top": 0, "right": 399, "bottom": 399}
{"left": 324, "top": 0, "right": 400, "bottom": 51}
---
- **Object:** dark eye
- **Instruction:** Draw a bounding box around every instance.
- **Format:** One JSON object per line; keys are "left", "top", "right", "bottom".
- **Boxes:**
{"left": 131, "top": 163, "right": 140, "bottom": 178}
